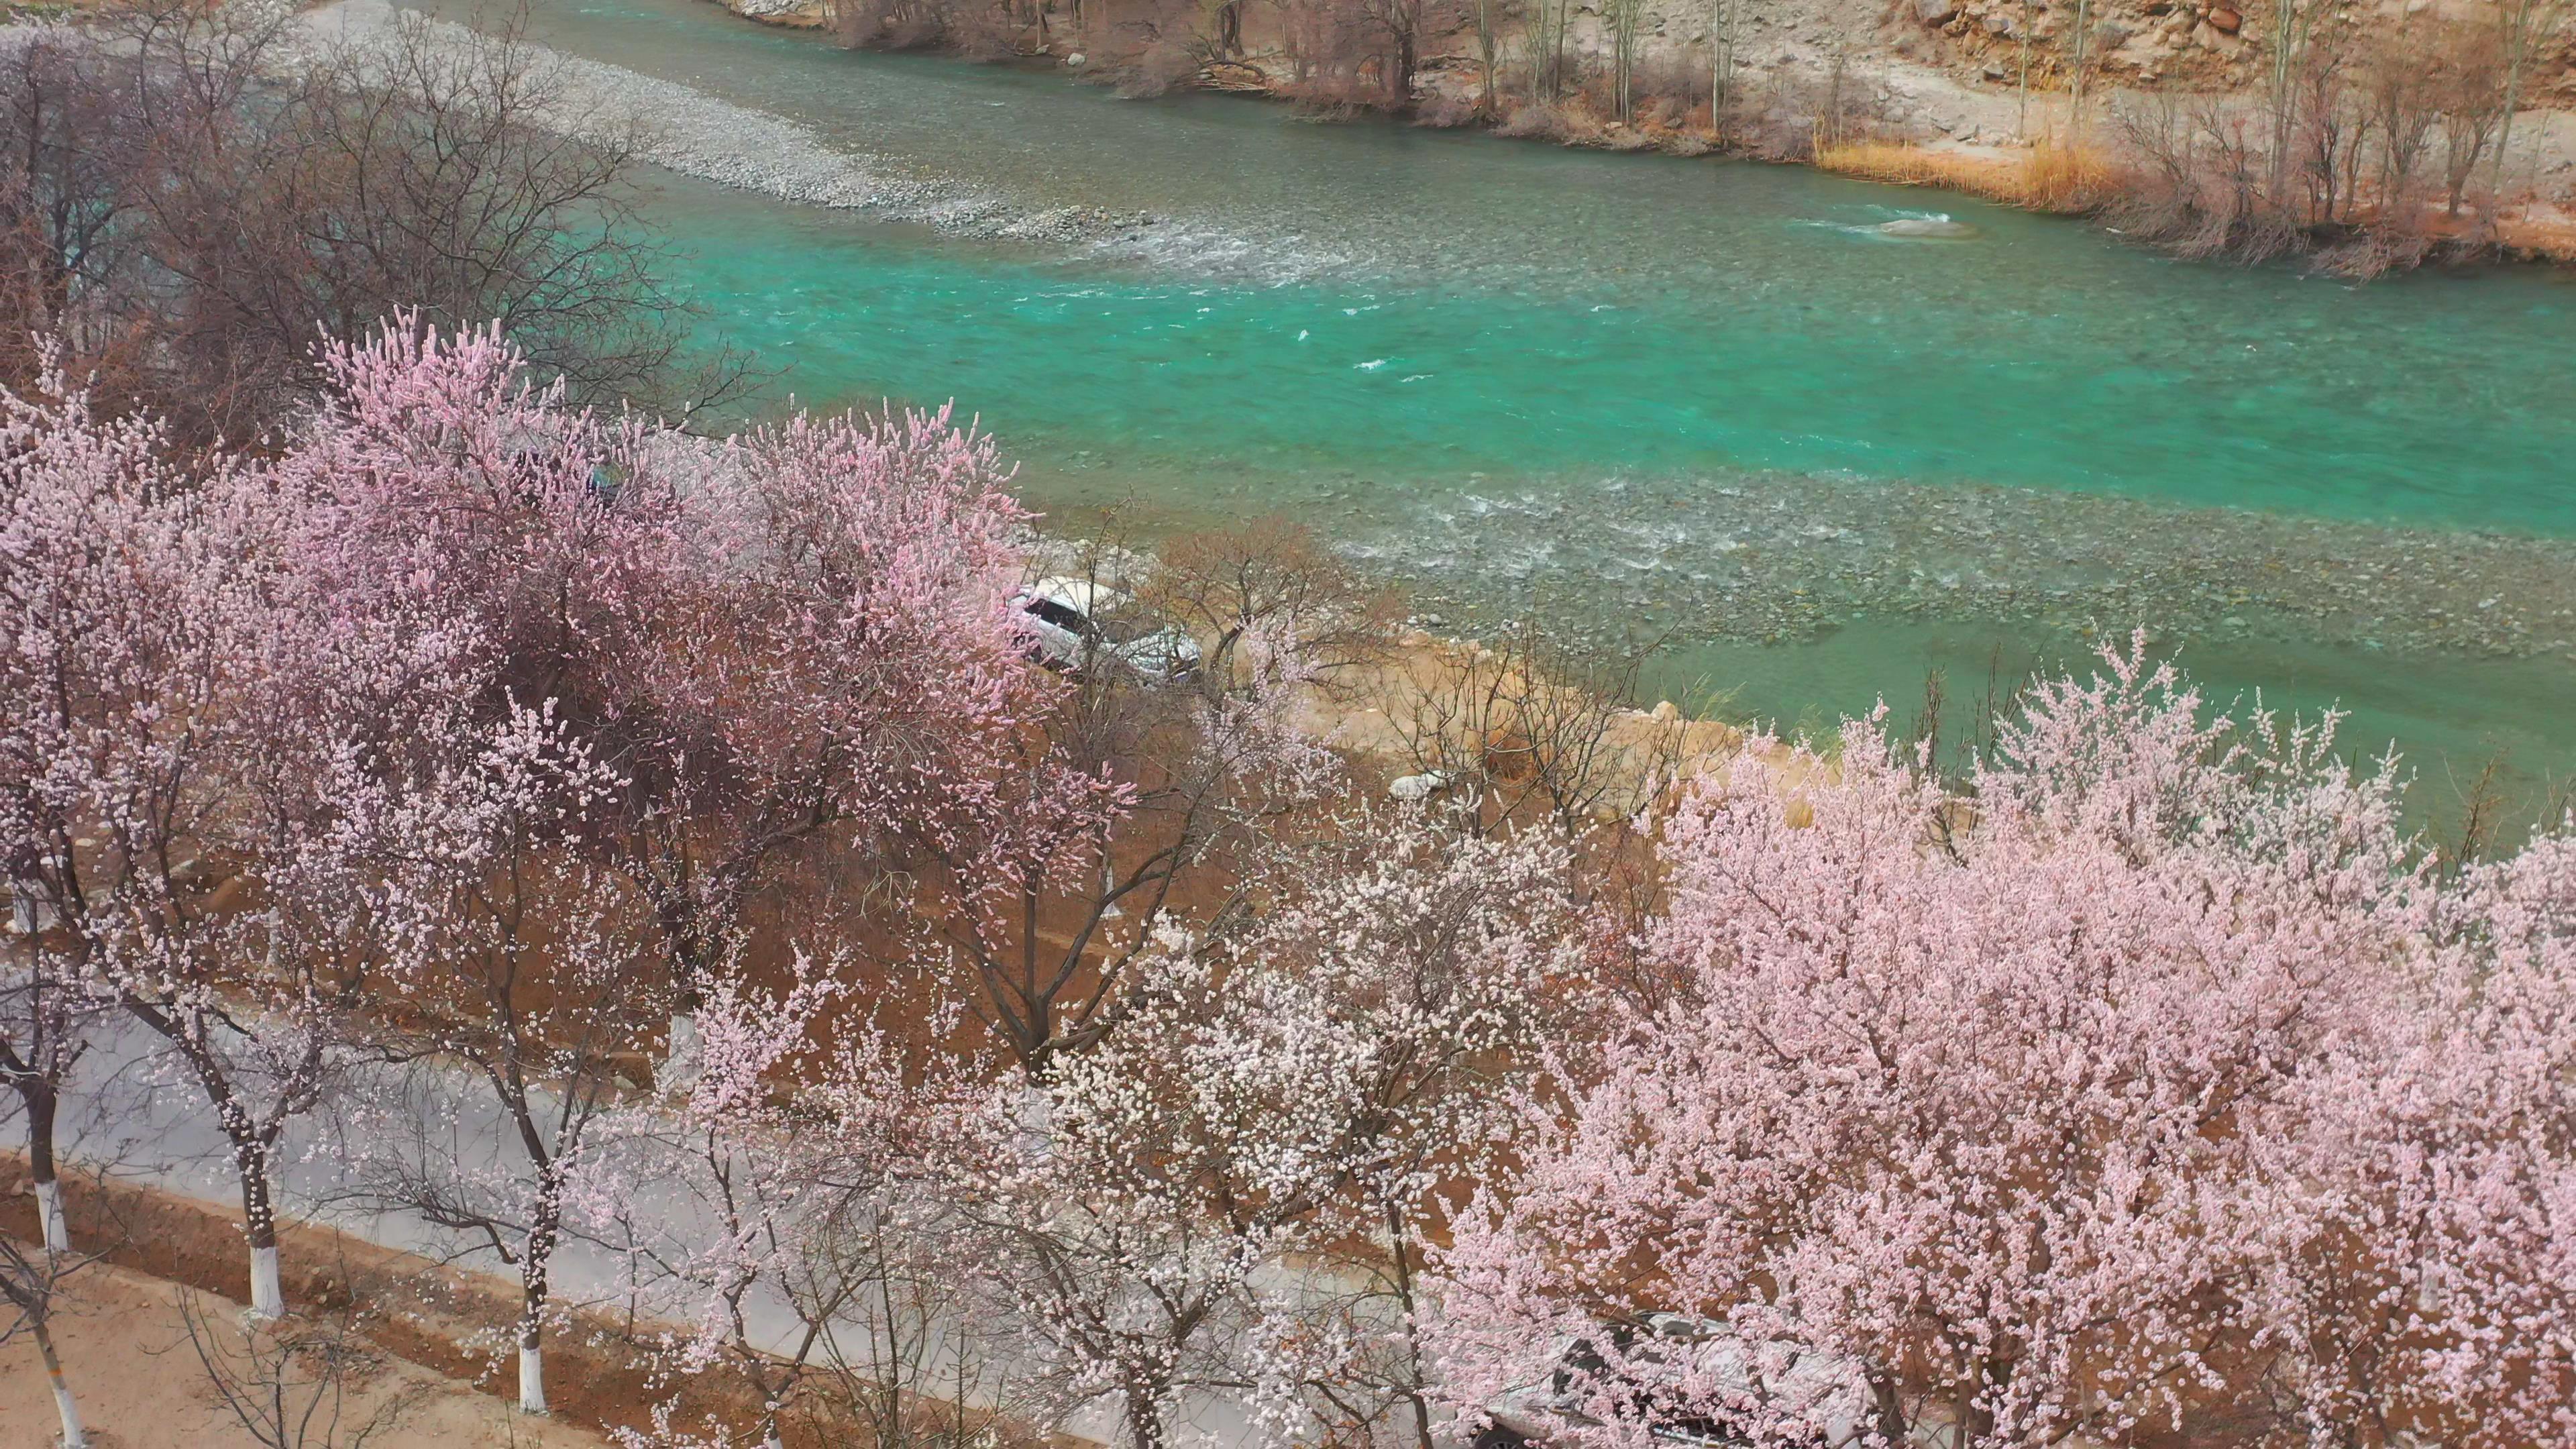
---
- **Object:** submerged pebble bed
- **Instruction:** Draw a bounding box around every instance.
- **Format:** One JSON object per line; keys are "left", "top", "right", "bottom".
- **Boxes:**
{"left": 1349, "top": 470, "right": 2576, "bottom": 663}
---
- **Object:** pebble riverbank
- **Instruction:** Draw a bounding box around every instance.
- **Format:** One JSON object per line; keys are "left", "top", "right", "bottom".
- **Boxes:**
{"left": 319, "top": 0, "right": 1175, "bottom": 251}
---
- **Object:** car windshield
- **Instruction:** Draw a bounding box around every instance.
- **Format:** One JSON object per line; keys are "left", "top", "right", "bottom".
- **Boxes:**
{"left": 1024, "top": 597, "right": 1089, "bottom": 633}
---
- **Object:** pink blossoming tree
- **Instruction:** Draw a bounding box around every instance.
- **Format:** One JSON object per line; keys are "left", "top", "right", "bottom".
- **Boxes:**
{"left": 1432, "top": 641, "right": 2573, "bottom": 1449}
{"left": 938, "top": 803, "right": 1578, "bottom": 1448}
{"left": 286, "top": 321, "right": 1079, "bottom": 1071}
{"left": 0, "top": 355, "right": 449, "bottom": 1317}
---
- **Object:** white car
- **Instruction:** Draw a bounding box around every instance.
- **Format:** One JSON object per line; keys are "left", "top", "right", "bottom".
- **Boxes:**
{"left": 1011, "top": 576, "right": 1201, "bottom": 683}
{"left": 1479, "top": 1312, "right": 1876, "bottom": 1448}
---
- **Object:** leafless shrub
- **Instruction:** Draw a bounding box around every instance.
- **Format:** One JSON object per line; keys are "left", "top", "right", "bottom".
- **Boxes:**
{"left": 1494, "top": 97, "right": 1604, "bottom": 144}
{"left": 1491, "top": 96, "right": 1561, "bottom": 138}
{"left": 836, "top": 0, "right": 955, "bottom": 50}
{"left": 1733, "top": 76, "right": 1823, "bottom": 160}
{"left": 174, "top": 1284, "right": 426, "bottom": 1449}
{"left": 2108, "top": 92, "right": 2304, "bottom": 264}
{"left": 1413, "top": 88, "right": 1483, "bottom": 126}
{"left": 0, "top": 1, "right": 739, "bottom": 443}
{"left": 1630, "top": 51, "right": 1709, "bottom": 122}
{"left": 2100, "top": 13, "right": 2517, "bottom": 274}
{"left": 1371, "top": 616, "right": 1693, "bottom": 839}
{"left": 1145, "top": 517, "right": 1403, "bottom": 686}
{"left": 1118, "top": 37, "right": 1205, "bottom": 97}
{"left": 788, "top": 1199, "right": 1056, "bottom": 1448}
{"left": 947, "top": 0, "right": 1030, "bottom": 60}
{"left": 1287, "top": 69, "right": 1387, "bottom": 116}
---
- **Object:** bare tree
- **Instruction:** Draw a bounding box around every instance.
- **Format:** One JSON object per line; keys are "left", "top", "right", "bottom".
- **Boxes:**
{"left": 2440, "top": 15, "right": 2512, "bottom": 215}
{"left": 1346, "top": 0, "right": 1460, "bottom": 107}
{"left": 0, "top": 1228, "right": 101, "bottom": 1447}
{"left": 1370, "top": 616, "right": 1692, "bottom": 839}
{"left": 0, "top": 29, "right": 148, "bottom": 413}
{"left": 890, "top": 543, "right": 1334, "bottom": 1079}
{"left": 2359, "top": 23, "right": 2444, "bottom": 216}
{"left": 1142, "top": 517, "right": 1401, "bottom": 684}
{"left": 1525, "top": 0, "right": 1573, "bottom": 101}
{"left": 2263, "top": 0, "right": 2318, "bottom": 205}
{"left": 1469, "top": 0, "right": 1515, "bottom": 115}
{"left": 0, "top": 877, "right": 105, "bottom": 1255}
{"left": 1709, "top": 0, "right": 1744, "bottom": 138}
{"left": 2485, "top": 0, "right": 2574, "bottom": 203}
{"left": 172, "top": 1283, "right": 428, "bottom": 1449}
{"left": 0, "top": 1, "right": 739, "bottom": 442}
{"left": 1603, "top": 0, "right": 1643, "bottom": 120}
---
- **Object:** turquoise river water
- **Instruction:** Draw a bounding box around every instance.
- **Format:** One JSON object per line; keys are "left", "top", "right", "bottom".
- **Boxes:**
{"left": 437, "top": 0, "right": 2576, "bottom": 831}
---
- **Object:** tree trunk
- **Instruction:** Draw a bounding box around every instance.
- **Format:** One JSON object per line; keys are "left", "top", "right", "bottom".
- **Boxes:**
{"left": 25, "top": 1077, "right": 69, "bottom": 1254}
{"left": 519, "top": 1189, "right": 562, "bottom": 1415}
{"left": 519, "top": 1330, "right": 548, "bottom": 1416}
{"left": 1869, "top": 1371, "right": 1907, "bottom": 1447}
{"left": 35, "top": 1315, "right": 89, "bottom": 1448}
{"left": 133, "top": 1004, "right": 290, "bottom": 1317}
{"left": 1954, "top": 1354, "right": 2006, "bottom": 1447}
{"left": 1710, "top": 0, "right": 1737, "bottom": 140}
{"left": 2488, "top": 0, "right": 2528, "bottom": 205}
{"left": 663, "top": 1008, "right": 701, "bottom": 1089}
{"left": 1124, "top": 1383, "right": 1167, "bottom": 1449}
{"left": 234, "top": 1133, "right": 284, "bottom": 1320}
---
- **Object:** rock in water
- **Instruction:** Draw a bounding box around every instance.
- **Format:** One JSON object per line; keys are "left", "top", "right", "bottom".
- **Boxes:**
{"left": 1876, "top": 217, "right": 1980, "bottom": 238}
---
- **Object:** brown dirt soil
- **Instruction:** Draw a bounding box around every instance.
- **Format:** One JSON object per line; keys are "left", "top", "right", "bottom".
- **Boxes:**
{"left": 0, "top": 1159, "right": 1028, "bottom": 1449}
{"left": 0, "top": 1254, "right": 612, "bottom": 1449}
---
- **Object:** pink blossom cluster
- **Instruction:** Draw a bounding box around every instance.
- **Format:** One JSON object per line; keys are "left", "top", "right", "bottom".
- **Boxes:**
{"left": 1434, "top": 641, "right": 2575, "bottom": 1448}
{"left": 2, "top": 321, "right": 1102, "bottom": 1410}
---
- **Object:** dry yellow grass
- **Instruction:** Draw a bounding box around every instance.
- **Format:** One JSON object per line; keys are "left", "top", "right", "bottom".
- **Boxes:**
{"left": 1816, "top": 138, "right": 2115, "bottom": 215}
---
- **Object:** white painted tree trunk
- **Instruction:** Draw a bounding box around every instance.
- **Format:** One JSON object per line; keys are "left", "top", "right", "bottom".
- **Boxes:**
{"left": 662, "top": 1010, "right": 700, "bottom": 1090}
{"left": 519, "top": 1343, "right": 548, "bottom": 1415}
{"left": 35, "top": 1179, "right": 68, "bottom": 1254}
{"left": 50, "top": 1373, "right": 86, "bottom": 1448}
{"left": 1014, "top": 1081, "right": 1055, "bottom": 1161}
{"left": 36, "top": 1322, "right": 85, "bottom": 1449}
{"left": 248, "top": 1245, "right": 283, "bottom": 1321}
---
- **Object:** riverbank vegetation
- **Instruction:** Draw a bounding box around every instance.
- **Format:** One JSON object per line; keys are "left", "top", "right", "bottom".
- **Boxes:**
{"left": 786, "top": 0, "right": 2576, "bottom": 276}
{"left": 6, "top": 315, "right": 2575, "bottom": 1447}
